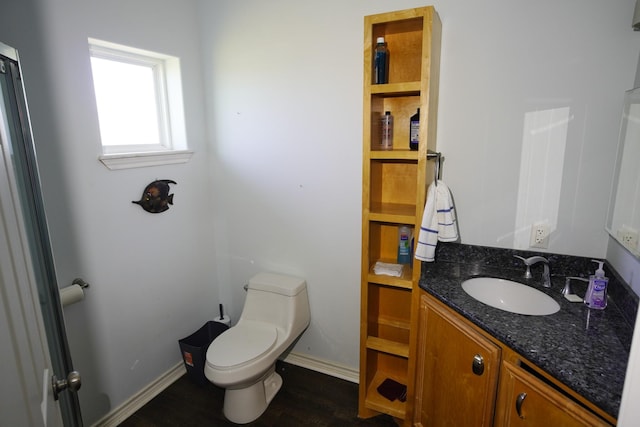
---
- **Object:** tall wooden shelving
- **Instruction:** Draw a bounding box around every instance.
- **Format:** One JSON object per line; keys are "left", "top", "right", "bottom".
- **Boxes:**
{"left": 358, "top": 6, "right": 441, "bottom": 425}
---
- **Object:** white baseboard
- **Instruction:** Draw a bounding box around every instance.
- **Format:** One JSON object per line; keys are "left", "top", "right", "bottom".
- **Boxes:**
{"left": 91, "top": 362, "right": 186, "bottom": 427}
{"left": 282, "top": 352, "right": 359, "bottom": 384}
{"left": 92, "top": 353, "right": 358, "bottom": 426}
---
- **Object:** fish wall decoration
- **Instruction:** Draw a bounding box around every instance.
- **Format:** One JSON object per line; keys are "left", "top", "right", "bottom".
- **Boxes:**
{"left": 132, "top": 179, "right": 177, "bottom": 213}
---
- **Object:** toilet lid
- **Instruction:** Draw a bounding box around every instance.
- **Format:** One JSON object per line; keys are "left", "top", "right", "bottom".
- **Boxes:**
{"left": 207, "top": 322, "right": 277, "bottom": 368}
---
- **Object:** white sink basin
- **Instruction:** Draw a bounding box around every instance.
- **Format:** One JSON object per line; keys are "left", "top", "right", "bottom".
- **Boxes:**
{"left": 461, "top": 277, "right": 560, "bottom": 316}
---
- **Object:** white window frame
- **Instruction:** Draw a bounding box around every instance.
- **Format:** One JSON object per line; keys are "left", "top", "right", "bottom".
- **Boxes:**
{"left": 88, "top": 38, "right": 192, "bottom": 169}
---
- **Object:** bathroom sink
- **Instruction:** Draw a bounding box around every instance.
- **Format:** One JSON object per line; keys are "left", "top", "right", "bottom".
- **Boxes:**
{"left": 461, "top": 277, "right": 560, "bottom": 316}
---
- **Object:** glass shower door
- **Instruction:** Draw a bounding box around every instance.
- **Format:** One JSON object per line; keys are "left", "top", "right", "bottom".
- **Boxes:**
{"left": 0, "top": 42, "right": 83, "bottom": 426}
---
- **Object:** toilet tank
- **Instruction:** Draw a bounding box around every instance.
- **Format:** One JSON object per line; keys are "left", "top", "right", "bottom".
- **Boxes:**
{"left": 241, "top": 272, "right": 310, "bottom": 334}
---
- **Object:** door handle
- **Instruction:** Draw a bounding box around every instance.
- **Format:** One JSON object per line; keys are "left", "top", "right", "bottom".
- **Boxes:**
{"left": 472, "top": 354, "right": 484, "bottom": 375}
{"left": 52, "top": 371, "right": 81, "bottom": 401}
{"left": 516, "top": 392, "right": 527, "bottom": 418}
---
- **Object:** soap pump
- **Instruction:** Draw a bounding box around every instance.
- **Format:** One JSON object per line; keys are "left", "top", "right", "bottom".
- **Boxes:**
{"left": 584, "top": 260, "right": 609, "bottom": 310}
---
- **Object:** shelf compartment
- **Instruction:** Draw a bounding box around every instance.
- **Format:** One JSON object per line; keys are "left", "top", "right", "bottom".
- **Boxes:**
{"left": 367, "top": 260, "right": 413, "bottom": 288}
{"left": 367, "top": 283, "right": 412, "bottom": 346}
{"left": 370, "top": 17, "right": 424, "bottom": 84}
{"left": 369, "top": 160, "right": 418, "bottom": 208}
{"left": 368, "top": 222, "right": 416, "bottom": 263}
{"left": 370, "top": 95, "right": 421, "bottom": 151}
{"left": 366, "top": 311, "right": 411, "bottom": 355}
{"left": 363, "top": 352, "right": 409, "bottom": 419}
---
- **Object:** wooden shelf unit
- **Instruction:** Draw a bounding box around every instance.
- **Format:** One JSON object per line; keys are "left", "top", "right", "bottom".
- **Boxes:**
{"left": 358, "top": 6, "right": 441, "bottom": 425}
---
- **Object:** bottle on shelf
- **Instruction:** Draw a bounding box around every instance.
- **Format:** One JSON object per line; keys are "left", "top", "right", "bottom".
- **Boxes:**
{"left": 410, "top": 108, "right": 420, "bottom": 150}
{"left": 397, "top": 226, "right": 412, "bottom": 264}
{"left": 380, "top": 111, "right": 394, "bottom": 150}
{"left": 374, "top": 37, "right": 388, "bottom": 84}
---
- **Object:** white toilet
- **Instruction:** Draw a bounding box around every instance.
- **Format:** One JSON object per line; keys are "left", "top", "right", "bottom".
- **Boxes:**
{"left": 204, "top": 272, "right": 310, "bottom": 424}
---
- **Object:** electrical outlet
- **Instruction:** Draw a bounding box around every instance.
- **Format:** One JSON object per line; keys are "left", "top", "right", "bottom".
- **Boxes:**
{"left": 530, "top": 223, "right": 550, "bottom": 249}
{"left": 618, "top": 227, "right": 639, "bottom": 250}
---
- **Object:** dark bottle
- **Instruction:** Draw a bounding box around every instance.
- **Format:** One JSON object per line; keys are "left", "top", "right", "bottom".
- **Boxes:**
{"left": 409, "top": 108, "right": 420, "bottom": 150}
{"left": 374, "top": 37, "right": 388, "bottom": 84}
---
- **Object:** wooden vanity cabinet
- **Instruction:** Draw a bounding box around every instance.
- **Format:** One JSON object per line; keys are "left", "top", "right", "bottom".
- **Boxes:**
{"left": 416, "top": 291, "right": 614, "bottom": 427}
{"left": 496, "top": 361, "right": 611, "bottom": 427}
{"left": 415, "top": 293, "right": 501, "bottom": 427}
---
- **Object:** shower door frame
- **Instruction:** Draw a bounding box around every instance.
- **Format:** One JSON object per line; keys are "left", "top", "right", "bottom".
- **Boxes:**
{"left": 0, "top": 41, "right": 83, "bottom": 426}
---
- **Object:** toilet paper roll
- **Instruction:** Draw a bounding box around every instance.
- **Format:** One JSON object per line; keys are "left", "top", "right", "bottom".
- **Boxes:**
{"left": 60, "top": 284, "right": 85, "bottom": 307}
{"left": 214, "top": 315, "right": 231, "bottom": 327}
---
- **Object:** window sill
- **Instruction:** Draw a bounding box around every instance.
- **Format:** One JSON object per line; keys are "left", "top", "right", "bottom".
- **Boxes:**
{"left": 99, "top": 150, "right": 194, "bottom": 170}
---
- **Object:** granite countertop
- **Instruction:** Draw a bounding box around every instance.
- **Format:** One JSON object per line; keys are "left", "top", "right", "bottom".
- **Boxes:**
{"left": 418, "top": 243, "right": 638, "bottom": 420}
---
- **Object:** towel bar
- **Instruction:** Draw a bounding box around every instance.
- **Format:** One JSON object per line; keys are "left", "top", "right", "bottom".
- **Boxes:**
{"left": 427, "top": 149, "right": 442, "bottom": 184}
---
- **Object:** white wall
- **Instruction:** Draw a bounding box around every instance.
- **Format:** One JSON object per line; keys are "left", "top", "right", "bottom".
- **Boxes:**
{"left": 196, "top": 0, "right": 366, "bottom": 369}
{"left": 1, "top": 0, "right": 218, "bottom": 424}
{"left": 608, "top": 238, "right": 640, "bottom": 293}
{"left": 439, "top": 1, "right": 637, "bottom": 257}
{"left": 2, "top": 0, "right": 640, "bottom": 424}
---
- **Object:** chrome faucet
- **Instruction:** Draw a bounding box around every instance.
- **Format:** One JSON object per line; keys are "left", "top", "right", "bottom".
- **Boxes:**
{"left": 561, "top": 276, "right": 589, "bottom": 296}
{"left": 514, "top": 255, "right": 551, "bottom": 288}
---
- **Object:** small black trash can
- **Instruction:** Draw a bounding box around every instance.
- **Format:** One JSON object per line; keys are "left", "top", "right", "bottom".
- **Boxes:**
{"left": 178, "top": 320, "right": 229, "bottom": 385}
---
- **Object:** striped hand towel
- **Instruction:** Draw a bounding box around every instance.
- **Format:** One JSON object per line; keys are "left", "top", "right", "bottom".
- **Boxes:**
{"left": 415, "top": 180, "right": 458, "bottom": 262}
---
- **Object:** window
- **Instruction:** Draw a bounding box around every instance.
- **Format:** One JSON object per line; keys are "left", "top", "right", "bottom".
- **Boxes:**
{"left": 88, "top": 39, "right": 191, "bottom": 169}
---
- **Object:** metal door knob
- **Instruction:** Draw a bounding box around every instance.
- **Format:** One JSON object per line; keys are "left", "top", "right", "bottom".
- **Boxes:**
{"left": 52, "top": 371, "right": 81, "bottom": 401}
{"left": 472, "top": 354, "right": 485, "bottom": 375}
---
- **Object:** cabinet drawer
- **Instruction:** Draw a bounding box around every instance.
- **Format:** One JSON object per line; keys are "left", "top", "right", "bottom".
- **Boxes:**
{"left": 496, "top": 360, "right": 611, "bottom": 427}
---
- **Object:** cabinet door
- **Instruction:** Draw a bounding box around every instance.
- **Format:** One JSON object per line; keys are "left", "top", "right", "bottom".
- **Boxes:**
{"left": 496, "top": 361, "right": 611, "bottom": 427}
{"left": 415, "top": 294, "right": 501, "bottom": 427}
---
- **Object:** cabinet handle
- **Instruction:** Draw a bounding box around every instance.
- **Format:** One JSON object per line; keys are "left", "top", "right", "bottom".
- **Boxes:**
{"left": 515, "top": 392, "right": 527, "bottom": 418}
{"left": 472, "top": 354, "right": 484, "bottom": 375}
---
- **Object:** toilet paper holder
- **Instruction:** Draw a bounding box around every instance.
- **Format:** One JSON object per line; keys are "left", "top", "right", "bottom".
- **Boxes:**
{"left": 71, "top": 278, "right": 90, "bottom": 289}
{"left": 59, "top": 278, "right": 90, "bottom": 308}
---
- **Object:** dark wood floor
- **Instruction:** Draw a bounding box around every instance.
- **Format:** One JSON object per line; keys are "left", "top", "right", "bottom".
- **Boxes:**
{"left": 119, "top": 361, "right": 399, "bottom": 426}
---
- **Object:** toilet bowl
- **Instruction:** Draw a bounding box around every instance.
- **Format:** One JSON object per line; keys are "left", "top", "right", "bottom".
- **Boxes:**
{"left": 204, "top": 272, "right": 310, "bottom": 424}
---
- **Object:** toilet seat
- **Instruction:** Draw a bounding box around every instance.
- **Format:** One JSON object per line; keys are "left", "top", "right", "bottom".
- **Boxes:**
{"left": 207, "top": 322, "right": 277, "bottom": 369}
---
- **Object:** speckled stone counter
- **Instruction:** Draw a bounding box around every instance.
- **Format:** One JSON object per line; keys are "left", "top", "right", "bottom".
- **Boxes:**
{"left": 419, "top": 243, "right": 638, "bottom": 419}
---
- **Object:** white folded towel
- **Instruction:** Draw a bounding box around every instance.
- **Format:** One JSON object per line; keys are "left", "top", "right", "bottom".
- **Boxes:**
{"left": 415, "top": 180, "right": 458, "bottom": 262}
{"left": 373, "top": 261, "right": 404, "bottom": 277}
